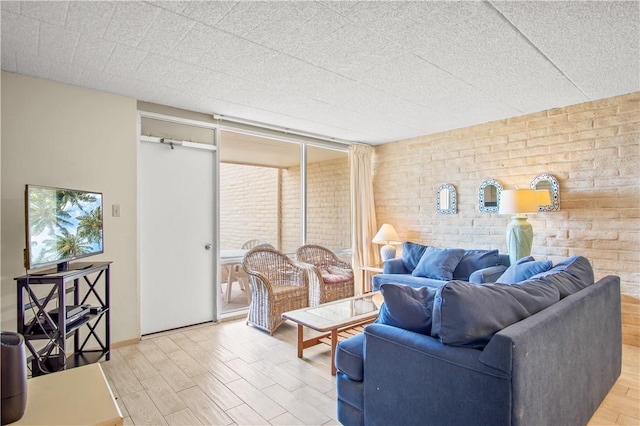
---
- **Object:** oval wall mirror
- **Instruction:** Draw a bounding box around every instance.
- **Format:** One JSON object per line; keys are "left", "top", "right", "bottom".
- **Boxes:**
{"left": 436, "top": 183, "right": 457, "bottom": 214}
{"left": 478, "top": 179, "right": 503, "bottom": 213}
{"left": 530, "top": 173, "right": 560, "bottom": 211}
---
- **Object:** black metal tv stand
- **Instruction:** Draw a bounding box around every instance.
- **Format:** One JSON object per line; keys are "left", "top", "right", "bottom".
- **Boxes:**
{"left": 15, "top": 261, "right": 112, "bottom": 376}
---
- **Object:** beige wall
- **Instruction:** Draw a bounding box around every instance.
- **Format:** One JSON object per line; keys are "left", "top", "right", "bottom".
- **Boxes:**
{"left": 373, "top": 92, "right": 640, "bottom": 345}
{"left": 1, "top": 72, "right": 139, "bottom": 344}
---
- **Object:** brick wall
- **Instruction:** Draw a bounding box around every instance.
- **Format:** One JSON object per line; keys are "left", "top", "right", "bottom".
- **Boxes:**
{"left": 280, "top": 167, "right": 300, "bottom": 253}
{"left": 219, "top": 163, "right": 278, "bottom": 249}
{"left": 306, "top": 156, "right": 351, "bottom": 249}
{"left": 280, "top": 155, "right": 351, "bottom": 252}
{"left": 372, "top": 92, "right": 640, "bottom": 346}
{"left": 221, "top": 156, "right": 350, "bottom": 254}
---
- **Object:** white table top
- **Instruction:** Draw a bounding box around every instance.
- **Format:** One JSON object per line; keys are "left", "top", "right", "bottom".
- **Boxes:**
{"left": 220, "top": 249, "right": 248, "bottom": 265}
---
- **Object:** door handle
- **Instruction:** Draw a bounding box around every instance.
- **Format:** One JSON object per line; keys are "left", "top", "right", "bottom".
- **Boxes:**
{"left": 204, "top": 244, "right": 212, "bottom": 250}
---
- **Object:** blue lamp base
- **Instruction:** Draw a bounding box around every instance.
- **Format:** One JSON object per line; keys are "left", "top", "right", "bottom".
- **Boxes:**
{"left": 506, "top": 216, "right": 533, "bottom": 265}
{"left": 380, "top": 244, "right": 397, "bottom": 261}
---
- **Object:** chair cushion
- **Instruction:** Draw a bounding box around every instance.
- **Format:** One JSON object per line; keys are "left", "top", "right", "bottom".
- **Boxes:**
{"left": 431, "top": 280, "right": 560, "bottom": 348}
{"left": 335, "top": 333, "right": 365, "bottom": 381}
{"left": 321, "top": 265, "right": 354, "bottom": 284}
{"left": 452, "top": 249, "right": 500, "bottom": 281}
{"left": 401, "top": 241, "right": 429, "bottom": 272}
{"left": 496, "top": 257, "right": 552, "bottom": 284}
{"left": 376, "top": 284, "right": 438, "bottom": 335}
{"left": 412, "top": 247, "right": 465, "bottom": 281}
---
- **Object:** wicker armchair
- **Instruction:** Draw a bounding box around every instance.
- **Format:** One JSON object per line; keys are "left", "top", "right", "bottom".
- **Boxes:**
{"left": 296, "top": 245, "right": 355, "bottom": 306}
{"left": 242, "top": 247, "right": 309, "bottom": 334}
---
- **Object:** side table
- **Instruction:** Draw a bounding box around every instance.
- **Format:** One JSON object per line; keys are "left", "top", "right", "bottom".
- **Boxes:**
{"left": 359, "top": 265, "right": 383, "bottom": 294}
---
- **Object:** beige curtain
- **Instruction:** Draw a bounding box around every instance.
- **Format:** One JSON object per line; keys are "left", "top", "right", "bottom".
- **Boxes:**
{"left": 350, "top": 144, "right": 380, "bottom": 294}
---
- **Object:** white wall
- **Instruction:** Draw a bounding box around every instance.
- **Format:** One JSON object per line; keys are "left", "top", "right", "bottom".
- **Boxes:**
{"left": 1, "top": 72, "right": 139, "bottom": 344}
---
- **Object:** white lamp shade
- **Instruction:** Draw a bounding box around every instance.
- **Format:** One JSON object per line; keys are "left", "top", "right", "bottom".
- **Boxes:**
{"left": 372, "top": 224, "right": 401, "bottom": 244}
{"left": 498, "top": 189, "right": 539, "bottom": 215}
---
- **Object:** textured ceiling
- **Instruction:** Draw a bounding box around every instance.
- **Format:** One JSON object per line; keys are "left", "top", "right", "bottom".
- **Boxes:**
{"left": 2, "top": 1, "right": 639, "bottom": 145}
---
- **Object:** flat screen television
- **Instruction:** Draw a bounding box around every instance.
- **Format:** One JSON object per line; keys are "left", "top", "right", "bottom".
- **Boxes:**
{"left": 25, "top": 185, "right": 103, "bottom": 272}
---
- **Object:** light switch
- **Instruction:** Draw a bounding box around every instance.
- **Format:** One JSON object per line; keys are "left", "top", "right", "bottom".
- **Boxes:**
{"left": 112, "top": 204, "right": 120, "bottom": 217}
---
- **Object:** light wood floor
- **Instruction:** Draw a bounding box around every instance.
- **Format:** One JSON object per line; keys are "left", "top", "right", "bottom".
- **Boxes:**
{"left": 220, "top": 279, "right": 251, "bottom": 314}
{"left": 102, "top": 319, "right": 639, "bottom": 426}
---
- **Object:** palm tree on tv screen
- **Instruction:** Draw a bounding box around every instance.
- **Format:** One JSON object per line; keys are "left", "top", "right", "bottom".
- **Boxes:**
{"left": 56, "top": 190, "right": 97, "bottom": 212}
{"left": 44, "top": 228, "right": 92, "bottom": 259}
{"left": 29, "top": 189, "right": 72, "bottom": 234}
{"left": 77, "top": 206, "right": 103, "bottom": 245}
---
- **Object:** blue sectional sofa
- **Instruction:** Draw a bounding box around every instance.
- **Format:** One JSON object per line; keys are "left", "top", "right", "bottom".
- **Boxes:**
{"left": 372, "top": 242, "right": 510, "bottom": 291}
{"left": 336, "top": 256, "right": 622, "bottom": 426}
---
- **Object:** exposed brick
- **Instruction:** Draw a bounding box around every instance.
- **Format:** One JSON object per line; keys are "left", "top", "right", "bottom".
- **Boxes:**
{"left": 508, "top": 127, "right": 548, "bottom": 142}
{"left": 618, "top": 122, "right": 640, "bottom": 135}
{"left": 508, "top": 110, "right": 547, "bottom": 124}
{"left": 568, "top": 106, "right": 618, "bottom": 122}
{"left": 618, "top": 99, "right": 640, "bottom": 113}
{"left": 593, "top": 111, "right": 640, "bottom": 128}
{"left": 221, "top": 153, "right": 349, "bottom": 253}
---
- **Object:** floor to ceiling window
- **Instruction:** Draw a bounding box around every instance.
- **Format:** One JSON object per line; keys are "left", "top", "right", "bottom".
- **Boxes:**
{"left": 218, "top": 129, "right": 350, "bottom": 314}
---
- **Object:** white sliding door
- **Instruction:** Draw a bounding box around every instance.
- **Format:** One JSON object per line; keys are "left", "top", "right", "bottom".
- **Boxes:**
{"left": 139, "top": 139, "right": 216, "bottom": 335}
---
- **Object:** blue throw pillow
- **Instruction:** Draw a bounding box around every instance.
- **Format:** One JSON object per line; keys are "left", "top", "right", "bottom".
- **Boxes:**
{"left": 376, "top": 284, "right": 438, "bottom": 335}
{"left": 401, "top": 241, "right": 429, "bottom": 271}
{"left": 412, "top": 247, "right": 465, "bottom": 281}
{"left": 431, "top": 280, "right": 560, "bottom": 348}
{"left": 452, "top": 249, "right": 500, "bottom": 280}
{"left": 496, "top": 258, "right": 552, "bottom": 284}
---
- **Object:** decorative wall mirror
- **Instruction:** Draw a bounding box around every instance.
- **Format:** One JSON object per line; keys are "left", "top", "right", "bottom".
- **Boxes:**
{"left": 436, "top": 183, "right": 457, "bottom": 214}
{"left": 530, "top": 173, "right": 560, "bottom": 211}
{"left": 478, "top": 179, "right": 503, "bottom": 212}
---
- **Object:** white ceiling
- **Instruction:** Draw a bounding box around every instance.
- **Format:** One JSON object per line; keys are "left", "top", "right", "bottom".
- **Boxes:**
{"left": 2, "top": 1, "right": 639, "bottom": 145}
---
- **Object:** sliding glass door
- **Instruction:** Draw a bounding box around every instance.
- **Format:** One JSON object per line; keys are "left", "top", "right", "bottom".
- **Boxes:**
{"left": 218, "top": 130, "right": 350, "bottom": 314}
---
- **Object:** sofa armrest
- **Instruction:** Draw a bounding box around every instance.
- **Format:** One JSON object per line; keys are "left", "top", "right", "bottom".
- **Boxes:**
{"left": 382, "top": 258, "right": 409, "bottom": 274}
{"left": 480, "top": 275, "right": 621, "bottom": 426}
{"left": 362, "top": 324, "right": 510, "bottom": 426}
{"left": 469, "top": 264, "right": 508, "bottom": 283}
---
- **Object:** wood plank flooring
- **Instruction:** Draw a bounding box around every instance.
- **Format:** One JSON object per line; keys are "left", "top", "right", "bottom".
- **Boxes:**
{"left": 101, "top": 319, "right": 639, "bottom": 425}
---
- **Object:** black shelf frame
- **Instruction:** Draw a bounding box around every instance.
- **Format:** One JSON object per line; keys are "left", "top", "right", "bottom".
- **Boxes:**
{"left": 15, "top": 261, "right": 112, "bottom": 376}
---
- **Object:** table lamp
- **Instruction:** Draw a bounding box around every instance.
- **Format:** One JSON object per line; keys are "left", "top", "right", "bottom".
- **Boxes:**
{"left": 372, "top": 224, "right": 401, "bottom": 261}
{"left": 536, "top": 189, "right": 552, "bottom": 209}
{"left": 498, "top": 189, "right": 539, "bottom": 265}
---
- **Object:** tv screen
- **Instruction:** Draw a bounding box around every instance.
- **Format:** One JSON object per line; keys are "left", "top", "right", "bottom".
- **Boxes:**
{"left": 25, "top": 185, "right": 104, "bottom": 271}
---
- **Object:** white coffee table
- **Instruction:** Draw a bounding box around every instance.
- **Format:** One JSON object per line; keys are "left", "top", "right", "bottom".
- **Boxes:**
{"left": 282, "top": 292, "right": 380, "bottom": 375}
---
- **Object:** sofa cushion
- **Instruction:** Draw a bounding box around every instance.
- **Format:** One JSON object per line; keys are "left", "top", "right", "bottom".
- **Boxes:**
{"left": 335, "top": 333, "right": 365, "bottom": 381}
{"left": 401, "top": 241, "right": 429, "bottom": 272}
{"left": 372, "top": 274, "right": 446, "bottom": 291}
{"left": 376, "top": 284, "right": 438, "bottom": 335}
{"left": 453, "top": 249, "right": 500, "bottom": 281}
{"left": 412, "top": 247, "right": 465, "bottom": 281}
{"left": 431, "top": 280, "right": 560, "bottom": 348}
{"left": 496, "top": 258, "right": 552, "bottom": 284}
{"left": 531, "top": 256, "right": 595, "bottom": 298}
